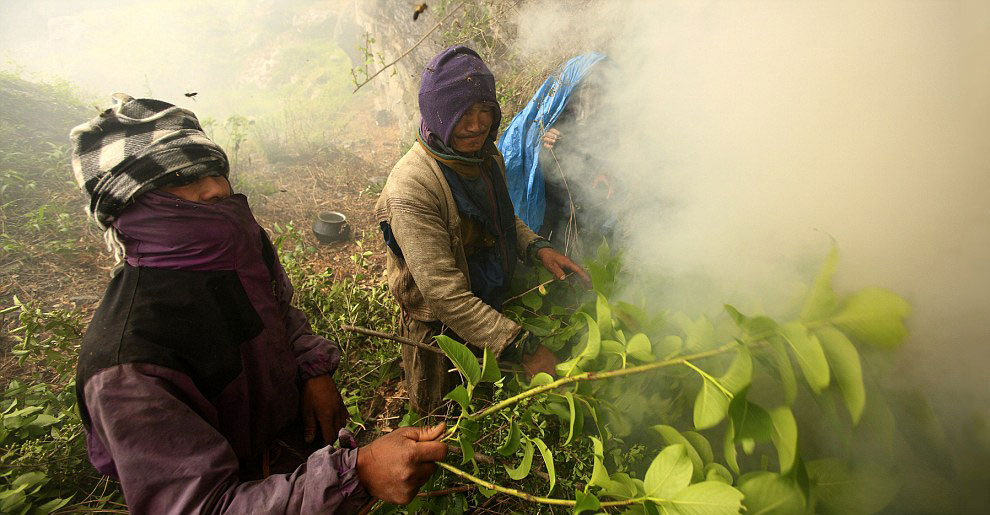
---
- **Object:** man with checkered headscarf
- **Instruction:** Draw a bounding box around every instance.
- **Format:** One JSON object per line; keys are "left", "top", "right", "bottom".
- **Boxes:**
{"left": 71, "top": 95, "right": 447, "bottom": 514}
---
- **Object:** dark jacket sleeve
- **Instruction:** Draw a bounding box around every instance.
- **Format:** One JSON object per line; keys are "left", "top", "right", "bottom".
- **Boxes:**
{"left": 272, "top": 251, "right": 341, "bottom": 380}
{"left": 84, "top": 363, "right": 368, "bottom": 514}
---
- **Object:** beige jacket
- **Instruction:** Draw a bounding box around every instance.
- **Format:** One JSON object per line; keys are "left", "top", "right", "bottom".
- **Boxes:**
{"left": 375, "top": 142, "right": 541, "bottom": 355}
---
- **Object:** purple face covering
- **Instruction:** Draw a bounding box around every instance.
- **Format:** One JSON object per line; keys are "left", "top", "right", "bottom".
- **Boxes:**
{"left": 113, "top": 191, "right": 262, "bottom": 271}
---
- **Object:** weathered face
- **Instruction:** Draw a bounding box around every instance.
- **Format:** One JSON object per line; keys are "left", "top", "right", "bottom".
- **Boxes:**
{"left": 160, "top": 175, "right": 232, "bottom": 204}
{"left": 450, "top": 102, "right": 495, "bottom": 153}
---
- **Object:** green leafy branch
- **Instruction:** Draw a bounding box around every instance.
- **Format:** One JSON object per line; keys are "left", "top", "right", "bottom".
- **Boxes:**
{"left": 418, "top": 243, "right": 911, "bottom": 514}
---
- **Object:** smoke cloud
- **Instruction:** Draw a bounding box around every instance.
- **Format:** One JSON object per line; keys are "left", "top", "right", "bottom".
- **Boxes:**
{"left": 514, "top": 0, "right": 989, "bottom": 408}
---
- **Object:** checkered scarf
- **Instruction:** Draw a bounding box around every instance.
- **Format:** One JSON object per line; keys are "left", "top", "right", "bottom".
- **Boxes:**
{"left": 69, "top": 93, "right": 229, "bottom": 230}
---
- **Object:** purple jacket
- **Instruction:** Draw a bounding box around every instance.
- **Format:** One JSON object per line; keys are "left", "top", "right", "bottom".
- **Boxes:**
{"left": 76, "top": 192, "right": 369, "bottom": 514}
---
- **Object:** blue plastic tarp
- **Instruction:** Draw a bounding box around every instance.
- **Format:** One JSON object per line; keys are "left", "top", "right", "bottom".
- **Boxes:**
{"left": 498, "top": 52, "right": 607, "bottom": 232}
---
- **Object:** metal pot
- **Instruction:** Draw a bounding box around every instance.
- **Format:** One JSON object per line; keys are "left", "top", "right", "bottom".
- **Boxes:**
{"left": 312, "top": 211, "right": 350, "bottom": 244}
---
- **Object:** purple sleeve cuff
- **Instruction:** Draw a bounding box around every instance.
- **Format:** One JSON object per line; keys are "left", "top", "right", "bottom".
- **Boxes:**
{"left": 296, "top": 343, "right": 338, "bottom": 380}
{"left": 303, "top": 447, "right": 371, "bottom": 514}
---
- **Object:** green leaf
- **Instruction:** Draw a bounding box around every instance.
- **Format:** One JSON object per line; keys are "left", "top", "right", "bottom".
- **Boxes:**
{"left": 729, "top": 393, "right": 773, "bottom": 444}
{"left": 398, "top": 408, "right": 420, "bottom": 428}
{"left": 644, "top": 444, "right": 693, "bottom": 498}
{"left": 666, "top": 480, "right": 744, "bottom": 515}
{"left": 800, "top": 245, "right": 840, "bottom": 322}
{"left": 459, "top": 436, "right": 475, "bottom": 465}
{"left": 564, "top": 392, "right": 577, "bottom": 445}
{"left": 704, "top": 463, "right": 734, "bottom": 484}
{"left": 724, "top": 420, "right": 739, "bottom": 475}
{"left": 504, "top": 439, "right": 534, "bottom": 480}
{"left": 480, "top": 347, "right": 501, "bottom": 383}
{"left": 0, "top": 487, "right": 26, "bottom": 513}
{"left": 693, "top": 379, "right": 731, "bottom": 430}
{"left": 816, "top": 326, "right": 866, "bottom": 424}
{"left": 830, "top": 288, "right": 910, "bottom": 348}
{"left": 477, "top": 485, "right": 497, "bottom": 498}
{"left": 676, "top": 314, "right": 716, "bottom": 351}
{"left": 520, "top": 316, "right": 555, "bottom": 337}
{"left": 738, "top": 472, "right": 805, "bottom": 515}
{"left": 598, "top": 472, "right": 641, "bottom": 499}
{"left": 11, "top": 472, "right": 45, "bottom": 489}
{"left": 573, "top": 489, "right": 601, "bottom": 515}
{"left": 614, "top": 300, "right": 651, "bottom": 333}
{"left": 724, "top": 305, "right": 778, "bottom": 340}
{"left": 596, "top": 292, "right": 613, "bottom": 334}
{"left": 435, "top": 335, "right": 481, "bottom": 386}
{"left": 35, "top": 497, "right": 71, "bottom": 513}
{"left": 683, "top": 431, "right": 714, "bottom": 465}
{"left": 557, "top": 314, "right": 602, "bottom": 376}
{"left": 497, "top": 420, "right": 521, "bottom": 457}
{"left": 768, "top": 338, "right": 797, "bottom": 404}
{"left": 580, "top": 314, "right": 602, "bottom": 362}
{"left": 29, "top": 413, "right": 60, "bottom": 428}
{"left": 6, "top": 406, "right": 43, "bottom": 418}
{"left": 655, "top": 335, "right": 684, "bottom": 359}
{"left": 779, "top": 322, "right": 830, "bottom": 393}
{"left": 530, "top": 372, "right": 555, "bottom": 387}
{"left": 444, "top": 385, "right": 471, "bottom": 411}
{"left": 806, "top": 458, "right": 899, "bottom": 515}
{"left": 522, "top": 289, "right": 543, "bottom": 310}
{"left": 626, "top": 333, "right": 656, "bottom": 361}
{"left": 459, "top": 418, "right": 480, "bottom": 441}
{"left": 724, "top": 304, "right": 746, "bottom": 327}
{"left": 652, "top": 425, "right": 704, "bottom": 480}
{"left": 600, "top": 339, "right": 625, "bottom": 355}
{"left": 588, "top": 436, "right": 610, "bottom": 487}
{"left": 769, "top": 407, "right": 798, "bottom": 474}
{"left": 532, "top": 437, "right": 556, "bottom": 495}
{"left": 720, "top": 347, "right": 753, "bottom": 394}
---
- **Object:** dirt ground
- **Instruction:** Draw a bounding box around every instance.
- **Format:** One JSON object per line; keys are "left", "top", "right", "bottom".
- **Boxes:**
{"left": 1, "top": 107, "right": 402, "bottom": 316}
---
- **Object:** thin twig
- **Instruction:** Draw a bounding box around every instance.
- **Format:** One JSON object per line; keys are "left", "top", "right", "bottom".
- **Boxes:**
{"left": 682, "top": 359, "right": 734, "bottom": 399}
{"left": 468, "top": 342, "right": 740, "bottom": 421}
{"left": 445, "top": 443, "right": 553, "bottom": 483}
{"left": 503, "top": 272, "right": 574, "bottom": 305}
{"left": 342, "top": 324, "right": 445, "bottom": 356}
{"left": 419, "top": 484, "right": 475, "bottom": 497}
{"left": 352, "top": 1, "right": 467, "bottom": 93}
{"left": 549, "top": 147, "right": 579, "bottom": 255}
{"left": 438, "top": 462, "right": 642, "bottom": 508}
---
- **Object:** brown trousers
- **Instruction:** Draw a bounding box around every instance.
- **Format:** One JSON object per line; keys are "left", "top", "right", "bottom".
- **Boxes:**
{"left": 399, "top": 314, "right": 461, "bottom": 418}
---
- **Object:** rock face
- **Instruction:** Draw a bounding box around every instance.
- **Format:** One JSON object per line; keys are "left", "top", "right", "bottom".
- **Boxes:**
{"left": 350, "top": 0, "right": 449, "bottom": 136}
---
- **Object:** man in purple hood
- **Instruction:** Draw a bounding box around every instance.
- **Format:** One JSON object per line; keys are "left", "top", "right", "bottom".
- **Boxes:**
{"left": 375, "top": 47, "right": 589, "bottom": 415}
{"left": 71, "top": 94, "right": 446, "bottom": 514}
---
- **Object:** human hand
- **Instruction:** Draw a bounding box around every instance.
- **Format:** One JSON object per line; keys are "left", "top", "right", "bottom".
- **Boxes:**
{"left": 356, "top": 423, "right": 448, "bottom": 505}
{"left": 537, "top": 247, "right": 591, "bottom": 283}
{"left": 522, "top": 344, "right": 558, "bottom": 379}
{"left": 542, "top": 128, "right": 562, "bottom": 149}
{"left": 302, "top": 375, "right": 348, "bottom": 445}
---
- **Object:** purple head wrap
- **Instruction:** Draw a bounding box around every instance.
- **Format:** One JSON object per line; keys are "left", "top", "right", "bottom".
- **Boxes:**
{"left": 418, "top": 45, "right": 501, "bottom": 148}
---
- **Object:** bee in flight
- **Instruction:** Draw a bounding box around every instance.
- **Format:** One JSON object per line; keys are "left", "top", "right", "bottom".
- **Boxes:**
{"left": 184, "top": 92, "right": 198, "bottom": 100}
{"left": 413, "top": 3, "right": 428, "bottom": 21}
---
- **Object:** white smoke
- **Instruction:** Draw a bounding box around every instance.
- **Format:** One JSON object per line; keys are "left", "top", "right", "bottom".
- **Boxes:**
{"left": 514, "top": 0, "right": 989, "bottom": 404}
